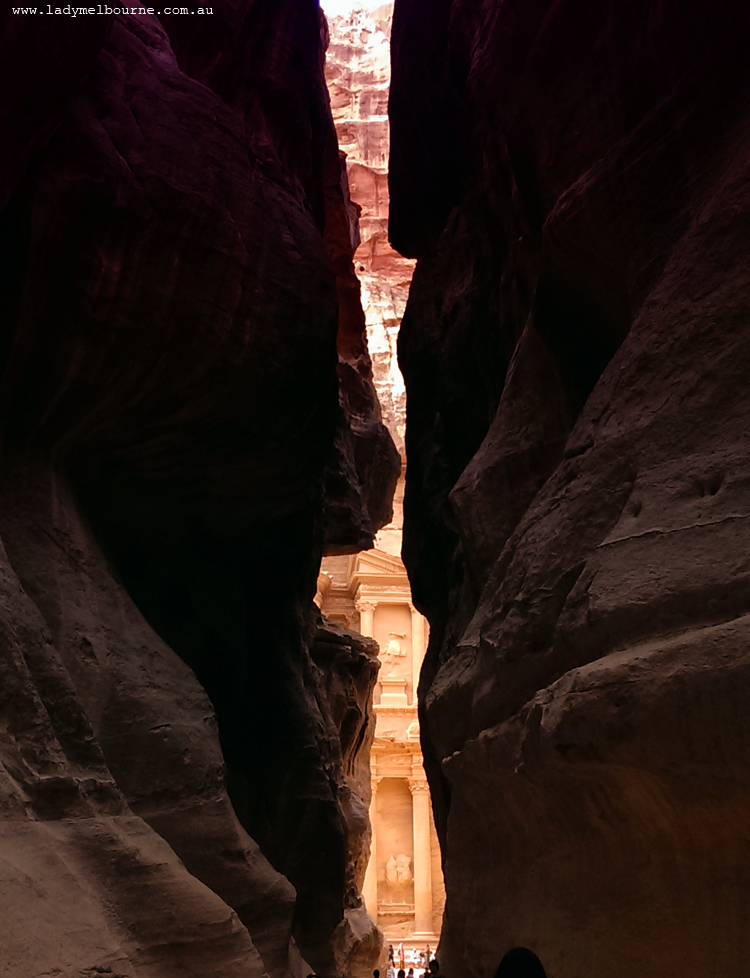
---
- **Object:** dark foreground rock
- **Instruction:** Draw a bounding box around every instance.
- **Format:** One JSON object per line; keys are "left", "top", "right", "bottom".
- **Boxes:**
{"left": 390, "top": 1, "right": 750, "bottom": 975}
{"left": 0, "top": 1, "right": 396, "bottom": 975}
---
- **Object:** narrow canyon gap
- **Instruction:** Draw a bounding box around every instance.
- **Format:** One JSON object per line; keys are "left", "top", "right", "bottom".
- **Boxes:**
{"left": 322, "top": 3, "right": 446, "bottom": 960}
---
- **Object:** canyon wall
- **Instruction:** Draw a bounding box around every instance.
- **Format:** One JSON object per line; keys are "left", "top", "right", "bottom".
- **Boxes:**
{"left": 0, "top": 1, "right": 397, "bottom": 975}
{"left": 389, "top": 1, "right": 750, "bottom": 976}
{"left": 325, "top": 1, "right": 415, "bottom": 459}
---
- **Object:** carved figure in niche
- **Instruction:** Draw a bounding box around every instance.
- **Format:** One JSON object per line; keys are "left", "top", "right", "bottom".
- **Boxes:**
{"left": 396, "top": 853, "right": 412, "bottom": 883}
{"left": 385, "top": 852, "right": 413, "bottom": 886}
{"left": 380, "top": 632, "right": 407, "bottom": 678}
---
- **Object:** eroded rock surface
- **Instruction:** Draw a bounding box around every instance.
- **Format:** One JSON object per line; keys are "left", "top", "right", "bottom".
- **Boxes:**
{"left": 0, "top": 1, "right": 396, "bottom": 974}
{"left": 311, "top": 617, "right": 384, "bottom": 973}
{"left": 390, "top": 1, "right": 750, "bottom": 975}
{"left": 325, "top": 1, "right": 416, "bottom": 457}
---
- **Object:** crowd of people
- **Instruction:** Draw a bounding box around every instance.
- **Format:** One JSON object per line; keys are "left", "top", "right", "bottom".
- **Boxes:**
{"left": 306, "top": 942, "right": 546, "bottom": 978}
{"left": 384, "top": 942, "right": 435, "bottom": 977}
{"left": 377, "top": 944, "right": 444, "bottom": 978}
{"left": 370, "top": 943, "right": 546, "bottom": 978}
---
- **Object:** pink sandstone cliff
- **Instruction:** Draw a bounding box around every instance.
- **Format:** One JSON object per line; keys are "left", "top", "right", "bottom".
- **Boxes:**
{"left": 389, "top": 0, "right": 750, "bottom": 976}
{"left": 0, "top": 1, "right": 398, "bottom": 975}
{"left": 324, "top": 1, "right": 415, "bottom": 458}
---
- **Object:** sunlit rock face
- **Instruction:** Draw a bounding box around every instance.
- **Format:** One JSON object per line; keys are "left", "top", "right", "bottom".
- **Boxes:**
{"left": 390, "top": 0, "right": 750, "bottom": 975}
{"left": 325, "top": 1, "right": 415, "bottom": 457}
{"left": 311, "top": 616, "right": 385, "bottom": 974}
{"left": 0, "top": 1, "right": 396, "bottom": 974}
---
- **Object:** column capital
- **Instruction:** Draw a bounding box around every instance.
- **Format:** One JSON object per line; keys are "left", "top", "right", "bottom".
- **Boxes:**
{"left": 408, "top": 778, "right": 430, "bottom": 795}
{"left": 355, "top": 598, "right": 377, "bottom": 614}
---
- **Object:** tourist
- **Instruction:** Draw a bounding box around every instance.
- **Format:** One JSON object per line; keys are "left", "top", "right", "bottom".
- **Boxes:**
{"left": 429, "top": 959, "right": 446, "bottom": 978}
{"left": 407, "top": 968, "right": 415, "bottom": 978}
{"left": 386, "top": 946, "right": 395, "bottom": 978}
{"left": 398, "top": 969, "right": 406, "bottom": 978}
{"left": 373, "top": 971, "right": 380, "bottom": 978}
{"left": 494, "top": 947, "right": 547, "bottom": 978}
{"left": 398, "top": 942, "right": 406, "bottom": 970}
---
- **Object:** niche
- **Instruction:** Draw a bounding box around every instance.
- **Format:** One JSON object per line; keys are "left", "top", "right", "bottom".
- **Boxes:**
{"left": 376, "top": 778, "right": 415, "bottom": 916}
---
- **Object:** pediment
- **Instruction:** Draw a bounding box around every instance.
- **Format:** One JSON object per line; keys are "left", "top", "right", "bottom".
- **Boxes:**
{"left": 355, "top": 548, "right": 406, "bottom": 576}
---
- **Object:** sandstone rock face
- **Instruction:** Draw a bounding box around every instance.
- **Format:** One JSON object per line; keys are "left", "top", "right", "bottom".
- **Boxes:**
{"left": 390, "top": 1, "right": 750, "bottom": 975}
{"left": 0, "top": 462, "right": 287, "bottom": 978}
{"left": 325, "top": 1, "right": 416, "bottom": 457}
{"left": 311, "top": 617, "right": 384, "bottom": 973}
{"left": 0, "top": 1, "right": 396, "bottom": 974}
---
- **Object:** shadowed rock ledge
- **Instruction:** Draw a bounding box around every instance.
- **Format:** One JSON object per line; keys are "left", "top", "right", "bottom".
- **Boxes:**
{"left": 390, "top": 0, "right": 750, "bottom": 975}
{"left": 0, "top": 1, "right": 397, "bottom": 975}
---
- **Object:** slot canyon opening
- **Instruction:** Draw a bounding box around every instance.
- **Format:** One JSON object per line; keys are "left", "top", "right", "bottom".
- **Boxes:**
{"left": 320, "top": 1, "right": 445, "bottom": 962}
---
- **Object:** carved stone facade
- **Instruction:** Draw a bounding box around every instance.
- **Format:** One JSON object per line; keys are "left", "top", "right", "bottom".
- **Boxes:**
{"left": 321, "top": 0, "right": 442, "bottom": 959}
{"left": 317, "top": 550, "right": 444, "bottom": 951}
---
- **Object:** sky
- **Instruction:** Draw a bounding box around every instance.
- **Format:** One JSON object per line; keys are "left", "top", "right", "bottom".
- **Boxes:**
{"left": 321, "top": 0, "right": 358, "bottom": 13}
{"left": 321, "top": 0, "right": 382, "bottom": 16}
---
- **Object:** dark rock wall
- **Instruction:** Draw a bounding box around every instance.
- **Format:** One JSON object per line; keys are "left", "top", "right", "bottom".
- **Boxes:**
{"left": 390, "top": 1, "right": 750, "bottom": 975}
{"left": 0, "top": 1, "right": 397, "bottom": 975}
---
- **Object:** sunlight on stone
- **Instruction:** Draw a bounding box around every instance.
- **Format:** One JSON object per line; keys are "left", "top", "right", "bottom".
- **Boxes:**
{"left": 320, "top": 2, "right": 445, "bottom": 963}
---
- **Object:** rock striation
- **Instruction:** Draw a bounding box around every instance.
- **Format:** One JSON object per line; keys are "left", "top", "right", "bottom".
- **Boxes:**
{"left": 325, "top": 1, "right": 415, "bottom": 458}
{"left": 389, "top": 1, "right": 750, "bottom": 976}
{"left": 0, "top": 0, "right": 397, "bottom": 975}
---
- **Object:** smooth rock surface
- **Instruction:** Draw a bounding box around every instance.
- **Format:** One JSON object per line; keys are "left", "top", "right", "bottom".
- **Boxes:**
{"left": 0, "top": 468, "right": 267, "bottom": 978}
{"left": 0, "top": 0, "right": 395, "bottom": 974}
{"left": 390, "top": 0, "right": 750, "bottom": 975}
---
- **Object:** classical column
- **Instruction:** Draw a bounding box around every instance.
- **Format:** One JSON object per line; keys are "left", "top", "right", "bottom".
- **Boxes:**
{"left": 363, "top": 777, "right": 381, "bottom": 918}
{"left": 409, "top": 778, "right": 433, "bottom": 936}
{"left": 409, "top": 604, "right": 425, "bottom": 699}
{"left": 356, "top": 598, "right": 376, "bottom": 638}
